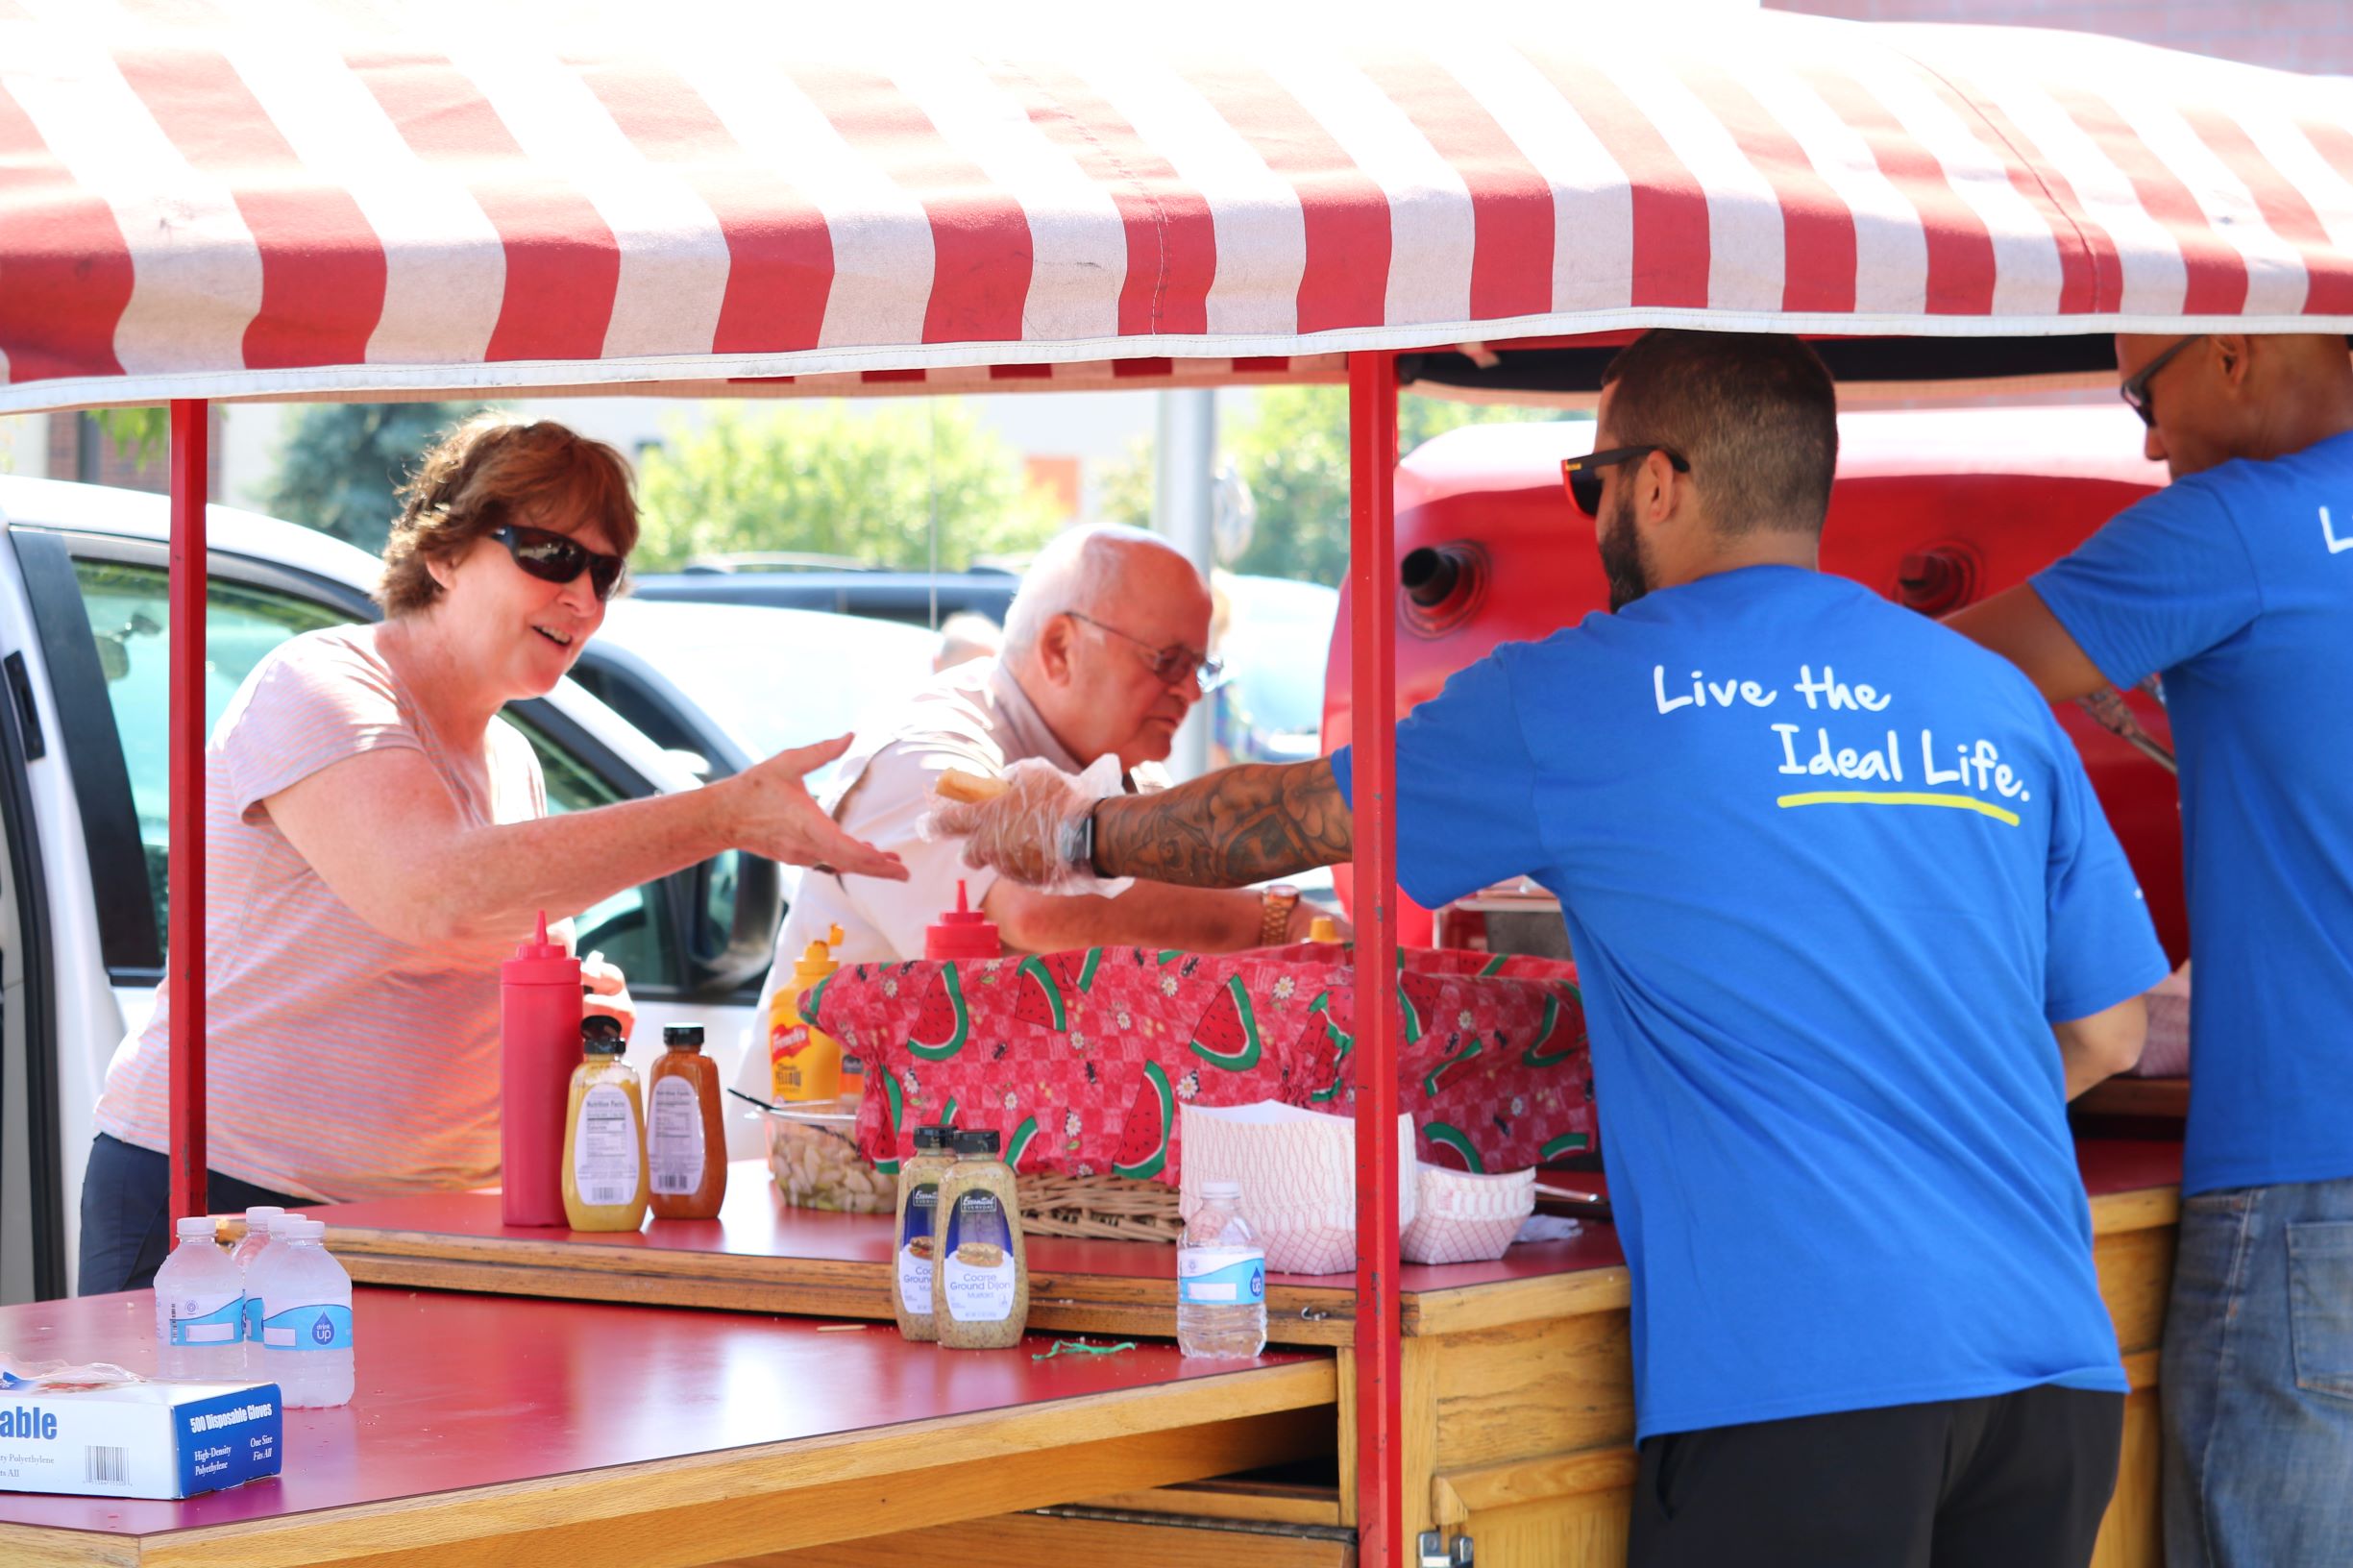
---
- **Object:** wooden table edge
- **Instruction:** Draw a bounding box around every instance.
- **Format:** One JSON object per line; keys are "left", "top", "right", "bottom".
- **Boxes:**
{"left": 1403, "top": 1182, "right": 2177, "bottom": 1337}
{"left": 326, "top": 1179, "right": 2179, "bottom": 1346}
{"left": 0, "top": 1359, "right": 1337, "bottom": 1568}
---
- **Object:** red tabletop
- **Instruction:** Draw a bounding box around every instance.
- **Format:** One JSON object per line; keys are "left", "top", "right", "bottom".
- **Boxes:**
{"left": 2075, "top": 1134, "right": 2184, "bottom": 1200}
{"left": 0, "top": 1287, "right": 1321, "bottom": 1539}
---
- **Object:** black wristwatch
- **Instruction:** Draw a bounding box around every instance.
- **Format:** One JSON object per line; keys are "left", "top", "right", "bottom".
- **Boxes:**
{"left": 1065, "top": 804, "right": 1102, "bottom": 877}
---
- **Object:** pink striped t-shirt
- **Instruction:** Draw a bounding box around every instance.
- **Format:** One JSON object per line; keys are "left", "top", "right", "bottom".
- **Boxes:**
{"left": 94, "top": 625, "right": 549, "bottom": 1202}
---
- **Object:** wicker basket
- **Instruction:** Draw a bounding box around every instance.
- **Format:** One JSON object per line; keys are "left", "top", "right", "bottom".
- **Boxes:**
{"left": 769, "top": 1107, "right": 1183, "bottom": 1239}
{"left": 1017, "top": 1172, "right": 1184, "bottom": 1243}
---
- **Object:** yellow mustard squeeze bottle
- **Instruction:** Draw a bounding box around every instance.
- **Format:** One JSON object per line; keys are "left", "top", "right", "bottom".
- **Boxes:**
{"left": 892, "top": 1126, "right": 954, "bottom": 1341}
{"left": 771, "top": 923, "right": 846, "bottom": 1104}
{"left": 932, "top": 1129, "right": 1029, "bottom": 1349}
{"left": 562, "top": 1015, "right": 649, "bottom": 1231}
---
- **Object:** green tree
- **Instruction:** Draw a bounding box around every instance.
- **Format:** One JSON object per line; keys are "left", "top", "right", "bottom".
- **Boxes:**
{"left": 89, "top": 406, "right": 168, "bottom": 466}
{"left": 265, "top": 402, "right": 487, "bottom": 555}
{"left": 633, "top": 402, "right": 1061, "bottom": 571}
{"left": 1100, "top": 388, "right": 1577, "bottom": 585}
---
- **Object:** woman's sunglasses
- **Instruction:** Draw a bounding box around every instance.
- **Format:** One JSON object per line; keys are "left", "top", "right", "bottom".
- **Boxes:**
{"left": 1560, "top": 445, "right": 1692, "bottom": 518}
{"left": 489, "top": 524, "right": 626, "bottom": 601}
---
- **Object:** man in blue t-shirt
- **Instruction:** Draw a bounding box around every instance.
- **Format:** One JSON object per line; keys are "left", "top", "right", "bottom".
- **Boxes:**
{"left": 1949, "top": 331, "right": 2353, "bottom": 1568}
{"left": 938, "top": 331, "right": 2167, "bottom": 1567}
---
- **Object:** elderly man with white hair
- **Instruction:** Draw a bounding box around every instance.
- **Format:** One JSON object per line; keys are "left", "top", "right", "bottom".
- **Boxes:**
{"left": 753, "top": 525, "right": 1332, "bottom": 1017}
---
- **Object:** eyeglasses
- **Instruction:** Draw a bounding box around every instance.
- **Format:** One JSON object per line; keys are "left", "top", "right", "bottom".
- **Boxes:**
{"left": 2119, "top": 334, "right": 2202, "bottom": 429}
{"left": 1066, "top": 611, "right": 1225, "bottom": 693}
{"left": 1560, "top": 446, "right": 1693, "bottom": 518}
{"left": 490, "top": 523, "right": 626, "bottom": 601}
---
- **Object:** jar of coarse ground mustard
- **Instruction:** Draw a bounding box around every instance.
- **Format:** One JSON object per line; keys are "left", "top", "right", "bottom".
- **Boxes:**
{"left": 930, "top": 1129, "right": 1028, "bottom": 1349}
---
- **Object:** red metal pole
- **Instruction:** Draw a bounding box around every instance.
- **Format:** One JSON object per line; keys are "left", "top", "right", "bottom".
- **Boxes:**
{"left": 167, "top": 401, "right": 208, "bottom": 1224}
{"left": 1347, "top": 352, "right": 1403, "bottom": 1567}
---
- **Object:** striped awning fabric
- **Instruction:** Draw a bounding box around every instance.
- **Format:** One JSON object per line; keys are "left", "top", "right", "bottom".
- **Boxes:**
{"left": 2, "top": 6, "right": 2348, "bottom": 413}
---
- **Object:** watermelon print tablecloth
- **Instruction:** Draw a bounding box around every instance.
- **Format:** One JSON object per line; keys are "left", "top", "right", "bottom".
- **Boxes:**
{"left": 801, "top": 943, "right": 1595, "bottom": 1184}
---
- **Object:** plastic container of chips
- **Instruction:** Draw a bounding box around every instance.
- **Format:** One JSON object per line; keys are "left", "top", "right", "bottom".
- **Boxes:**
{"left": 764, "top": 1106, "right": 893, "bottom": 1213}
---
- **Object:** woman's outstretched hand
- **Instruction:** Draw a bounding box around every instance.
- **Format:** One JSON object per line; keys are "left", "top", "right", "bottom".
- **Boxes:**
{"left": 720, "top": 734, "right": 908, "bottom": 880}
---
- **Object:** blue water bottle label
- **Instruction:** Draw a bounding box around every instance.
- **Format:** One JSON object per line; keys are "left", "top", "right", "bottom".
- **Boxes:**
{"left": 242, "top": 1295, "right": 265, "bottom": 1343}
{"left": 261, "top": 1303, "right": 354, "bottom": 1351}
{"left": 169, "top": 1291, "right": 245, "bottom": 1345}
{"left": 1177, "top": 1247, "right": 1265, "bottom": 1307}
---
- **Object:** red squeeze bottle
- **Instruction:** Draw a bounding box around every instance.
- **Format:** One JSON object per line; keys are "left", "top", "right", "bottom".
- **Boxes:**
{"left": 501, "top": 912, "right": 581, "bottom": 1227}
{"left": 924, "top": 879, "right": 1002, "bottom": 962}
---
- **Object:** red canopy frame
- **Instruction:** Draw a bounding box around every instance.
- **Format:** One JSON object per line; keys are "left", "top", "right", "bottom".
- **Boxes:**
{"left": 158, "top": 354, "right": 1419, "bottom": 1559}
{"left": 69, "top": 14, "right": 2341, "bottom": 1560}
{"left": 1347, "top": 353, "right": 1405, "bottom": 1561}
{"left": 166, "top": 400, "right": 208, "bottom": 1228}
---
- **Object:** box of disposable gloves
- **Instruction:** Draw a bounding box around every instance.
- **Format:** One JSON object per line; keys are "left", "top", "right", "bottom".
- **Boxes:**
{"left": 0, "top": 1363, "right": 281, "bottom": 1498}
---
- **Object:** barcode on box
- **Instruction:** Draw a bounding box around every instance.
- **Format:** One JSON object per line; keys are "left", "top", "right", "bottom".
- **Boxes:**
{"left": 585, "top": 1185, "right": 628, "bottom": 1206}
{"left": 86, "top": 1446, "right": 128, "bottom": 1485}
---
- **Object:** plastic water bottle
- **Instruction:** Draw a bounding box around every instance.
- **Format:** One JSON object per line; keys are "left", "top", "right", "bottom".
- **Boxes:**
{"left": 154, "top": 1218, "right": 245, "bottom": 1381}
{"left": 233, "top": 1206, "right": 282, "bottom": 1272}
{"left": 1176, "top": 1180, "right": 1266, "bottom": 1359}
{"left": 256, "top": 1217, "right": 354, "bottom": 1408}
{"left": 236, "top": 1208, "right": 284, "bottom": 1378}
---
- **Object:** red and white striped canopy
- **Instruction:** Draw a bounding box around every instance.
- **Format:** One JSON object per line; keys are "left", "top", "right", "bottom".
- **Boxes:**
{"left": 2, "top": 6, "right": 2349, "bottom": 414}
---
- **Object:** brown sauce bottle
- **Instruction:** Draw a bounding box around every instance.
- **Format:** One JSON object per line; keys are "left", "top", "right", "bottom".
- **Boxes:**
{"left": 647, "top": 1023, "right": 727, "bottom": 1220}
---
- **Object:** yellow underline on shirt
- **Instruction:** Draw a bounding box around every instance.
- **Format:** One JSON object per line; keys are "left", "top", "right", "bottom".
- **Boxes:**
{"left": 1775, "top": 791, "right": 2022, "bottom": 827}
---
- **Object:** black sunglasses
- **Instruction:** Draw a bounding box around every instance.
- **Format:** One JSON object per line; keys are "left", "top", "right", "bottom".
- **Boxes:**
{"left": 489, "top": 524, "right": 626, "bottom": 601}
{"left": 1560, "top": 445, "right": 1692, "bottom": 518}
{"left": 2119, "top": 334, "right": 2202, "bottom": 429}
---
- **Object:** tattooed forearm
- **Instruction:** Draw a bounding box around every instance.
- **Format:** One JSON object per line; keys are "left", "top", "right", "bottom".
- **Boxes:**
{"left": 1093, "top": 761, "right": 1354, "bottom": 888}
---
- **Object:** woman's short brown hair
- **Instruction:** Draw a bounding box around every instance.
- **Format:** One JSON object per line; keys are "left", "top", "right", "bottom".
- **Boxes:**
{"left": 378, "top": 414, "right": 640, "bottom": 617}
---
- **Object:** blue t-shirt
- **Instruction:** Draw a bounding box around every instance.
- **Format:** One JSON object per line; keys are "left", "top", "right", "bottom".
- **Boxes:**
{"left": 2033, "top": 431, "right": 2353, "bottom": 1196}
{"left": 1332, "top": 566, "right": 2167, "bottom": 1438}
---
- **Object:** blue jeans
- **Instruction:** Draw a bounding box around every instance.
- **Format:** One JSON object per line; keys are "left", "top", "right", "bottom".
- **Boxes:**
{"left": 76, "top": 1134, "right": 310, "bottom": 1296}
{"left": 2162, "top": 1175, "right": 2353, "bottom": 1567}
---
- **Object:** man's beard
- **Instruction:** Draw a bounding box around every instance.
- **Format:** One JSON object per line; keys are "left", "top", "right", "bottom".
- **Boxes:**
{"left": 1598, "top": 491, "right": 1653, "bottom": 611}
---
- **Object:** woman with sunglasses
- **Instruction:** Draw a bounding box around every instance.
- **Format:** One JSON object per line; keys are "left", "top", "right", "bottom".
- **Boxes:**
{"left": 79, "top": 414, "right": 905, "bottom": 1294}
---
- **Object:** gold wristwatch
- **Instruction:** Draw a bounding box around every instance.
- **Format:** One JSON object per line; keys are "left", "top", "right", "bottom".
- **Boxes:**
{"left": 1259, "top": 886, "right": 1302, "bottom": 947}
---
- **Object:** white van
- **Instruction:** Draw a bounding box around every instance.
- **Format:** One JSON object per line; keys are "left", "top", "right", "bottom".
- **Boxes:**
{"left": 0, "top": 478, "right": 776, "bottom": 1301}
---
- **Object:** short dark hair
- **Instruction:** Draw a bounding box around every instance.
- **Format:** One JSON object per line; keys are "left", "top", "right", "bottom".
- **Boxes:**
{"left": 1600, "top": 331, "right": 1838, "bottom": 537}
{"left": 380, "top": 414, "right": 639, "bottom": 617}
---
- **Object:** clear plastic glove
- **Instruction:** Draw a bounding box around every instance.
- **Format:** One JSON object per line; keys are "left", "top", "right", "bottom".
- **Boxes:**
{"left": 922, "top": 755, "right": 1126, "bottom": 894}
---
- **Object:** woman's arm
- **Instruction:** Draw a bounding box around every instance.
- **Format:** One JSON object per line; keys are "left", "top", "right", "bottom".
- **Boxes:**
{"left": 265, "top": 734, "right": 904, "bottom": 949}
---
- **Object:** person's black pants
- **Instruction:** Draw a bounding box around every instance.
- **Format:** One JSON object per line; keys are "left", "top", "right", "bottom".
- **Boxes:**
{"left": 1630, "top": 1384, "right": 2124, "bottom": 1568}
{"left": 77, "top": 1133, "right": 312, "bottom": 1295}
